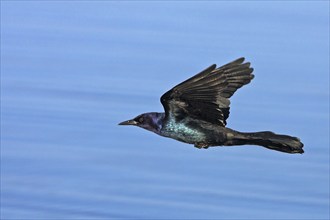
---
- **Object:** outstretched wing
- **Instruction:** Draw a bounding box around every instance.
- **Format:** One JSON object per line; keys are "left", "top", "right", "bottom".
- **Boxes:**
{"left": 160, "top": 57, "right": 254, "bottom": 126}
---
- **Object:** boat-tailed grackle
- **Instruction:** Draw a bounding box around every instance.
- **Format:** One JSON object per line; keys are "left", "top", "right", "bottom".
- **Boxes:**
{"left": 119, "top": 58, "right": 304, "bottom": 154}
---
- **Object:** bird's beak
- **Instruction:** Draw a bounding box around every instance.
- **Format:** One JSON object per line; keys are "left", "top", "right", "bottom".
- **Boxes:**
{"left": 118, "top": 119, "right": 138, "bottom": 126}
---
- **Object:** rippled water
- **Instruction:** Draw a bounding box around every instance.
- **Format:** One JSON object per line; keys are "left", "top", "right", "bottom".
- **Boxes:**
{"left": 1, "top": 2, "right": 329, "bottom": 219}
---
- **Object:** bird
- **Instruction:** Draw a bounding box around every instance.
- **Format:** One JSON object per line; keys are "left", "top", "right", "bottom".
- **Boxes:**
{"left": 119, "top": 58, "right": 304, "bottom": 154}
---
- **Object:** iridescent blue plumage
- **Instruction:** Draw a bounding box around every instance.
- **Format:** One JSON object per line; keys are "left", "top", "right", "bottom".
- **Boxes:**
{"left": 119, "top": 58, "right": 304, "bottom": 154}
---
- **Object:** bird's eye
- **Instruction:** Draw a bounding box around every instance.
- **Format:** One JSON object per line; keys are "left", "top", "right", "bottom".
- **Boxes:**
{"left": 139, "top": 117, "right": 144, "bottom": 123}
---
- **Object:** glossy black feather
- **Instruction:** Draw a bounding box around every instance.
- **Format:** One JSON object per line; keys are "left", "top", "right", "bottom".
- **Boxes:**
{"left": 161, "top": 57, "right": 254, "bottom": 126}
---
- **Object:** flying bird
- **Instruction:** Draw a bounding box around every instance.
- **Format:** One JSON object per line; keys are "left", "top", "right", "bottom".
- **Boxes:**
{"left": 119, "top": 58, "right": 304, "bottom": 154}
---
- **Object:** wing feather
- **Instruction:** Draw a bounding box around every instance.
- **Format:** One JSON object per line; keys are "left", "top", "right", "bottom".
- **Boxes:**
{"left": 161, "top": 57, "right": 254, "bottom": 126}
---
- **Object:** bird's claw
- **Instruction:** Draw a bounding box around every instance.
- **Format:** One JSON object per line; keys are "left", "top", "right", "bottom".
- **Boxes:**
{"left": 194, "top": 143, "right": 209, "bottom": 149}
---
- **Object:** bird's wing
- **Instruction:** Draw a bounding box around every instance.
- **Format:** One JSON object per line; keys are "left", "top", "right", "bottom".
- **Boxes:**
{"left": 160, "top": 57, "right": 254, "bottom": 126}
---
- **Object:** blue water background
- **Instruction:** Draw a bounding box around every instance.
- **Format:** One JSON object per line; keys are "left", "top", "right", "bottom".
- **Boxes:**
{"left": 1, "top": 1, "right": 329, "bottom": 219}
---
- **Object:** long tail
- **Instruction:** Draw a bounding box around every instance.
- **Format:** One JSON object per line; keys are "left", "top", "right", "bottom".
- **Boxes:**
{"left": 227, "top": 131, "right": 304, "bottom": 154}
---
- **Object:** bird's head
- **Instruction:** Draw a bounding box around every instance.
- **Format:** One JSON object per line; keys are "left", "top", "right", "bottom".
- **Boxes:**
{"left": 118, "top": 112, "right": 164, "bottom": 134}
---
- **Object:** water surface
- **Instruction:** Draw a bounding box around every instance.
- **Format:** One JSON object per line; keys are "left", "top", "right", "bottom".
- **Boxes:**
{"left": 1, "top": 2, "right": 329, "bottom": 219}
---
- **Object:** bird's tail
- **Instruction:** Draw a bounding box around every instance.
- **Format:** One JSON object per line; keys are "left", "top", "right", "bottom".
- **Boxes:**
{"left": 228, "top": 131, "right": 304, "bottom": 154}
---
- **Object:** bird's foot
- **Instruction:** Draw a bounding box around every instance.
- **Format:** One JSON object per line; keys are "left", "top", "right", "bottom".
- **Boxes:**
{"left": 194, "top": 143, "right": 209, "bottom": 149}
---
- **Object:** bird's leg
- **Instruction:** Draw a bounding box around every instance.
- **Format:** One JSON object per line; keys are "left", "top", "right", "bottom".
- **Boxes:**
{"left": 194, "top": 143, "right": 209, "bottom": 149}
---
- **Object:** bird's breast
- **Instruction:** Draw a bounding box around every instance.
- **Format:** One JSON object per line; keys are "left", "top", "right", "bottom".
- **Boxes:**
{"left": 160, "top": 119, "right": 206, "bottom": 144}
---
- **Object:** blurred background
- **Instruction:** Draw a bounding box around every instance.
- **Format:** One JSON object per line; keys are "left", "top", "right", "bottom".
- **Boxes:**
{"left": 1, "top": 1, "right": 329, "bottom": 219}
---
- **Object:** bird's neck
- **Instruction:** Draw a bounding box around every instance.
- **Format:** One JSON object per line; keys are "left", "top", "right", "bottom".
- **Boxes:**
{"left": 145, "top": 112, "right": 165, "bottom": 134}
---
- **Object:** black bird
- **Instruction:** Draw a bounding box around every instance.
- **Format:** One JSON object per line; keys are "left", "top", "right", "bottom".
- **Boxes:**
{"left": 119, "top": 58, "right": 304, "bottom": 154}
